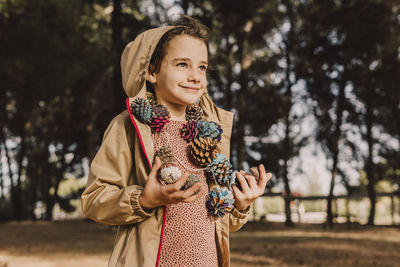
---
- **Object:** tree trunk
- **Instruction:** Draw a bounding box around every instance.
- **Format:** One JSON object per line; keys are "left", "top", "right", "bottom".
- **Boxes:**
{"left": 40, "top": 141, "right": 51, "bottom": 220}
{"left": 390, "top": 196, "right": 395, "bottom": 225}
{"left": 181, "top": 0, "right": 189, "bottom": 14}
{"left": 283, "top": 102, "right": 293, "bottom": 226}
{"left": 283, "top": 118, "right": 293, "bottom": 226}
{"left": 326, "top": 74, "right": 346, "bottom": 227}
{"left": 0, "top": 144, "right": 3, "bottom": 200}
{"left": 14, "top": 135, "right": 26, "bottom": 220}
{"left": 365, "top": 97, "right": 376, "bottom": 225}
{"left": 44, "top": 150, "right": 67, "bottom": 221}
{"left": 112, "top": 0, "right": 124, "bottom": 114}
{"left": 0, "top": 128, "right": 19, "bottom": 220}
{"left": 235, "top": 26, "right": 252, "bottom": 170}
{"left": 281, "top": 0, "right": 296, "bottom": 227}
{"left": 327, "top": 159, "right": 338, "bottom": 226}
{"left": 28, "top": 161, "right": 38, "bottom": 220}
{"left": 45, "top": 195, "right": 55, "bottom": 221}
{"left": 224, "top": 37, "right": 234, "bottom": 111}
{"left": 345, "top": 198, "right": 350, "bottom": 224}
{"left": 221, "top": 36, "right": 235, "bottom": 165}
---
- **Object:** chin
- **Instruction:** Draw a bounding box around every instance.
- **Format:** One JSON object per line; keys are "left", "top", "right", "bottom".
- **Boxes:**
{"left": 180, "top": 95, "right": 202, "bottom": 105}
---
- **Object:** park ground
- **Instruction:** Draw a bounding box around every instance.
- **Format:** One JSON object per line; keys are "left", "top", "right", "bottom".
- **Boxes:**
{"left": 0, "top": 219, "right": 399, "bottom": 267}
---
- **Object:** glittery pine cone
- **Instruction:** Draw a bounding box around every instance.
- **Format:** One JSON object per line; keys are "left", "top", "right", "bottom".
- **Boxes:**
{"left": 185, "top": 104, "right": 203, "bottom": 122}
{"left": 146, "top": 91, "right": 156, "bottom": 104}
{"left": 154, "top": 146, "right": 175, "bottom": 164}
{"left": 180, "top": 121, "right": 198, "bottom": 142}
{"left": 158, "top": 162, "right": 181, "bottom": 184}
{"left": 206, "top": 186, "right": 235, "bottom": 217}
{"left": 181, "top": 174, "right": 200, "bottom": 191}
{"left": 152, "top": 103, "right": 170, "bottom": 119}
{"left": 190, "top": 137, "right": 220, "bottom": 167}
{"left": 207, "top": 153, "right": 233, "bottom": 186}
{"left": 150, "top": 116, "right": 169, "bottom": 132}
{"left": 197, "top": 120, "right": 223, "bottom": 141}
{"left": 228, "top": 171, "right": 237, "bottom": 189}
{"left": 131, "top": 97, "right": 152, "bottom": 123}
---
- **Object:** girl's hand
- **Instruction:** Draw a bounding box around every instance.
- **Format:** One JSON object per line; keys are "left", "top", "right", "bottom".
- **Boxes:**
{"left": 139, "top": 157, "right": 207, "bottom": 209}
{"left": 232, "top": 164, "right": 272, "bottom": 212}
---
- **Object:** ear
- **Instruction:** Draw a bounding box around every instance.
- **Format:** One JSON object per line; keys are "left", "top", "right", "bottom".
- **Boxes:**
{"left": 145, "top": 65, "right": 157, "bottom": 84}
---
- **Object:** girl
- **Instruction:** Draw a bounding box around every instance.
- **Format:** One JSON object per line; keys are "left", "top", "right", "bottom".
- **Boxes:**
{"left": 81, "top": 16, "right": 272, "bottom": 267}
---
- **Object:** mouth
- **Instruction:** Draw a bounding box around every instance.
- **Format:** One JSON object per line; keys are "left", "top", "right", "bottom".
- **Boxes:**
{"left": 180, "top": 85, "right": 201, "bottom": 91}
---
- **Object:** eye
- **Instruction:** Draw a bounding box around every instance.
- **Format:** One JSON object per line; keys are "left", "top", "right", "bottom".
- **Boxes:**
{"left": 177, "top": 62, "right": 188, "bottom": 68}
{"left": 199, "top": 65, "right": 207, "bottom": 71}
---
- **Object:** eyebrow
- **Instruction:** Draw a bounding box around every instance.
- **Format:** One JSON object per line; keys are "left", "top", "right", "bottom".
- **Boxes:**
{"left": 172, "top": 57, "right": 208, "bottom": 65}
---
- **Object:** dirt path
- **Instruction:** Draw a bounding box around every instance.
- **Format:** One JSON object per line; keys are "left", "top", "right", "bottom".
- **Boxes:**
{"left": 0, "top": 220, "right": 399, "bottom": 267}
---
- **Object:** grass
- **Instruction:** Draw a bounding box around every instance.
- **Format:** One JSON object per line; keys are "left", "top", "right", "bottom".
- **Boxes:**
{"left": 0, "top": 219, "right": 399, "bottom": 266}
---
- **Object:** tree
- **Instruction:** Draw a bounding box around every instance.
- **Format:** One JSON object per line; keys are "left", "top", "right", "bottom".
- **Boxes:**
{"left": 295, "top": 0, "right": 356, "bottom": 226}
{"left": 0, "top": 0, "right": 112, "bottom": 220}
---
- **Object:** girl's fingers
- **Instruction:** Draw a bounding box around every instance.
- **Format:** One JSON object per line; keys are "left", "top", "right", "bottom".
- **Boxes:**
{"left": 232, "top": 184, "right": 244, "bottom": 199}
{"left": 180, "top": 182, "right": 202, "bottom": 199}
{"left": 148, "top": 157, "right": 162, "bottom": 181}
{"left": 241, "top": 170, "right": 257, "bottom": 189}
{"left": 258, "top": 164, "right": 272, "bottom": 190}
{"left": 235, "top": 172, "right": 250, "bottom": 194}
{"left": 153, "top": 156, "right": 162, "bottom": 170}
{"left": 182, "top": 187, "right": 206, "bottom": 203}
{"left": 166, "top": 173, "right": 189, "bottom": 193}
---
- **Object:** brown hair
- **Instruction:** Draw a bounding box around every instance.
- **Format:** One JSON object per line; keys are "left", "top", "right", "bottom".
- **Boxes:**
{"left": 148, "top": 15, "right": 210, "bottom": 74}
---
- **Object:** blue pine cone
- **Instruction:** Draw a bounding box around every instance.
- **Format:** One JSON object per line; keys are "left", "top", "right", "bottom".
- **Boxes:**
{"left": 197, "top": 120, "right": 223, "bottom": 141}
{"left": 131, "top": 97, "right": 152, "bottom": 123}
{"left": 206, "top": 186, "right": 235, "bottom": 217}
{"left": 207, "top": 153, "right": 233, "bottom": 187}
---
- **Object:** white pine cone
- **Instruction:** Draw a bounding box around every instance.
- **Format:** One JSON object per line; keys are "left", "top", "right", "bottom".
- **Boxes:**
{"left": 158, "top": 163, "right": 181, "bottom": 184}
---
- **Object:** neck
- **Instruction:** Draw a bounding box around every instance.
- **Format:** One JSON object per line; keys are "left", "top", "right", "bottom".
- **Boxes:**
{"left": 158, "top": 100, "right": 187, "bottom": 121}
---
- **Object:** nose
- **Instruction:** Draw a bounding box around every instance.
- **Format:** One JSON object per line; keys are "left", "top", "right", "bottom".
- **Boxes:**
{"left": 188, "top": 67, "right": 201, "bottom": 83}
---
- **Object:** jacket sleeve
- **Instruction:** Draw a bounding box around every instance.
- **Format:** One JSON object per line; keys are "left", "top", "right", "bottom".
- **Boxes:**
{"left": 81, "top": 113, "right": 155, "bottom": 226}
{"left": 229, "top": 207, "right": 250, "bottom": 232}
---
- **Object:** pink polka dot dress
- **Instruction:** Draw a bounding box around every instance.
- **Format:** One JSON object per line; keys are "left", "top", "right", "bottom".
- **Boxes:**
{"left": 152, "top": 120, "right": 219, "bottom": 267}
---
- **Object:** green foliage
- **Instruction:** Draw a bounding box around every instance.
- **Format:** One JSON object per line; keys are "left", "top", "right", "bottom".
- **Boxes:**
{"left": 0, "top": 0, "right": 113, "bottom": 220}
{"left": 0, "top": 0, "right": 399, "bottom": 222}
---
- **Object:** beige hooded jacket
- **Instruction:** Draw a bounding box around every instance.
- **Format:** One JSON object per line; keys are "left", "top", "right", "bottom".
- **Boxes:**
{"left": 81, "top": 26, "right": 249, "bottom": 267}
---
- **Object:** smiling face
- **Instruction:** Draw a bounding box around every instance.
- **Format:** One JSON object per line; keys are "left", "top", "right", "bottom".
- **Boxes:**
{"left": 146, "top": 34, "right": 208, "bottom": 111}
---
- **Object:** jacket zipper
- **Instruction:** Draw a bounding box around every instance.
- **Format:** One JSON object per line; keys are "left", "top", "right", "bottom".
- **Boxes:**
{"left": 126, "top": 98, "right": 166, "bottom": 267}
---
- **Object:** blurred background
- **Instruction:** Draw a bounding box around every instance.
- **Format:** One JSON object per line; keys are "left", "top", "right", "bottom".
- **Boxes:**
{"left": 0, "top": 0, "right": 399, "bottom": 266}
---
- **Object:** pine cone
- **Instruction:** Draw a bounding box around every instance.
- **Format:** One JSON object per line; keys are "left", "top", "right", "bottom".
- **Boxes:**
{"left": 250, "top": 166, "right": 260, "bottom": 181}
{"left": 190, "top": 137, "right": 220, "bottom": 167}
{"left": 146, "top": 91, "right": 156, "bottom": 104}
{"left": 152, "top": 103, "right": 170, "bottom": 119}
{"left": 150, "top": 116, "right": 169, "bottom": 132}
{"left": 181, "top": 174, "right": 200, "bottom": 191}
{"left": 131, "top": 97, "right": 152, "bottom": 123}
{"left": 197, "top": 120, "right": 223, "bottom": 141}
{"left": 207, "top": 153, "right": 233, "bottom": 186}
{"left": 180, "top": 121, "right": 198, "bottom": 142}
{"left": 158, "top": 162, "right": 181, "bottom": 184}
{"left": 185, "top": 104, "right": 203, "bottom": 122}
{"left": 206, "top": 186, "right": 235, "bottom": 217}
{"left": 216, "top": 124, "right": 223, "bottom": 141}
{"left": 154, "top": 146, "right": 175, "bottom": 164}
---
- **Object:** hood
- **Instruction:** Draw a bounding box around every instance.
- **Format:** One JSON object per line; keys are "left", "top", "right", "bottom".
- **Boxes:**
{"left": 121, "top": 26, "right": 175, "bottom": 98}
{"left": 121, "top": 25, "right": 233, "bottom": 144}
